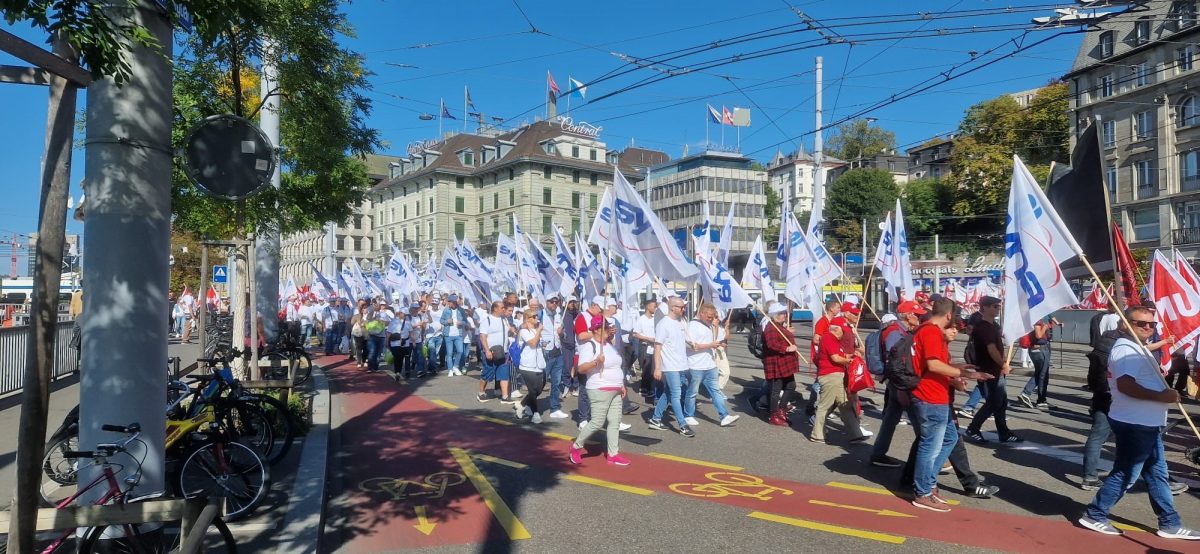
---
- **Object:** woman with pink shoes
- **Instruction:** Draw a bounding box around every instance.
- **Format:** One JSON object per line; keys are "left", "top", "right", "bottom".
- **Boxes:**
{"left": 568, "top": 319, "right": 631, "bottom": 467}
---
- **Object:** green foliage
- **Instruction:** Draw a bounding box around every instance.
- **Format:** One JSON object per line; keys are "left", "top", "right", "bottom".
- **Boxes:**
{"left": 826, "top": 119, "right": 897, "bottom": 161}
{"left": 763, "top": 184, "right": 781, "bottom": 246}
{"left": 826, "top": 168, "right": 898, "bottom": 251}
{"left": 900, "top": 178, "right": 954, "bottom": 235}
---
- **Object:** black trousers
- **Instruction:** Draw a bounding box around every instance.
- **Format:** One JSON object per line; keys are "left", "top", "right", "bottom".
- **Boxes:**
{"left": 520, "top": 370, "right": 545, "bottom": 413}
{"left": 967, "top": 376, "right": 1011, "bottom": 437}
{"left": 768, "top": 376, "right": 797, "bottom": 414}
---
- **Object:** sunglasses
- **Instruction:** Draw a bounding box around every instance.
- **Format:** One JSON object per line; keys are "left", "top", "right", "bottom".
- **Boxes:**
{"left": 1130, "top": 320, "right": 1156, "bottom": 329}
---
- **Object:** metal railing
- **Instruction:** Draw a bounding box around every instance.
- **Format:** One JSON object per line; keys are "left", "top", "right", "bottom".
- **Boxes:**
{"left": 1172, "top": 226, "right": 1200, "bottom": 245}
{"left": 0, "top": 320, "right": 79, "bottom": 396}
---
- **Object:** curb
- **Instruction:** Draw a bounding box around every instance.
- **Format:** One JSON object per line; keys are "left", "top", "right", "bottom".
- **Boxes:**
{"left": 273, "top": 365, "right": 330, "bottom": 554}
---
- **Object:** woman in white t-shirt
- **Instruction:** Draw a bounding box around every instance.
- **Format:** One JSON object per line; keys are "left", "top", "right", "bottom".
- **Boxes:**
{"left": 515, "top": 315, "right": 548, "bottom": 423}
{"left": 568, "top": 320, "right": 631, "bottom": 467}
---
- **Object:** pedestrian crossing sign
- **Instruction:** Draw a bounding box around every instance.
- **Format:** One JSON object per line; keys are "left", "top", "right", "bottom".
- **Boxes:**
{"left": 212, "top": 265, "right": 228, "bottom": 283}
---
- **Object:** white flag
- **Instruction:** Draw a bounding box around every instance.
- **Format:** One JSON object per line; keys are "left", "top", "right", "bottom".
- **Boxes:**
{"left": 494, "top": 232, "right": 520, "bottom": 289}
{"left": 282, "top": 277, "right": 298, "bottom": 300}
{"left": 893, "top": 199, "right": 916, "bottom": 301}
{"left": 780, "top": 212, "right": 824, "bottom": 312}
{"left": 696, "top": 249, "right": 754, "bottom": 314}
{"left": 575, "top": 232, "right": 607, "bottom": 300}
{"left": 873, "top": 212, "right": 899, "bottom": 303}
{"left": 512, "top": 214, "right": 545, "bottom": 301}
{"left": 439, "top": 249, "right": 482, "bottom": 307}
{"left": 528, "top": 235, "right": 565, "bottom": 300}
{"left": 742, "top": 234, "right": 772, "bottom": 292}
{"left": 1001, "top": 155, "right": 1082, "bottom": 343}
{"left": 591, "top": 169, "right": 698, "bottom": 282}
{"left": 552, "top": 225, "right": 580, "bottom": 298}
{"left": 717, "top": 200, "right": 737, "bottom": 266}
{"left": 616, "top": 256, "right": 653, "bottom": 305}
{"left": 692, "top": 200, "right": 712, "bottom": 255}
{"left": 384, "top": 248, "right": 418, "bottom": 297}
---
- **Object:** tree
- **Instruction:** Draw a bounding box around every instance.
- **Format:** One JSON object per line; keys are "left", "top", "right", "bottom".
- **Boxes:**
{"left": 901, "top": 178, "right": 954, "bottom": 235}
{"left": 826, "top": 119, "right": 897, "bottom": 160}
{"left": 825, "top": 168, "right": 898, "bottom": 251}
{"left": 763, "top": 184, "right": 781, "bottom": 247}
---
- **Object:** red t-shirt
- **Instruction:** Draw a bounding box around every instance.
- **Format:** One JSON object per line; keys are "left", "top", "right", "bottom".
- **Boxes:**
{"left": 811, "top": 315, "right": 831, "bottom": 359}
{"left": 816, "top": 332, "right": 846, "bottom": 377}
{"left": 574, "top": 312, "right": 601, "bottom": 338}
{"left": 912, "top": 323, "right": 951, "bottom": 405}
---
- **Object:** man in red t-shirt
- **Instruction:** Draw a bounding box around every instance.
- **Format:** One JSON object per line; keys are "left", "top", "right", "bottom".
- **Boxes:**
{"left": 907, "top": 297, "right": 993, "bottom": 512}
{"left": 806, "top": 300, "right": 841, "bottom": 421}
{"left": 809, "top": 324, "right": 866, "bottom": 444}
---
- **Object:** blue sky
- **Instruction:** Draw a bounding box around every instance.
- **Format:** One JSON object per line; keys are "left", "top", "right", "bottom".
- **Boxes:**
{"left": 1, "top": 1, "right": 1090, "bottom": 275}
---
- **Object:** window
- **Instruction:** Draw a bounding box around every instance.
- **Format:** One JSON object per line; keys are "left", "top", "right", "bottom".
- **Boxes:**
{"left": 508, "top": 168, "right": 515, "bottom": 181}
{"left": 571, "top": 145, "right": 579, "bottom": 158}
{"left": 589, "top": 149, "right": 597, "bottom": 161}
{"left": 428, "top": 222, "right": 433, "bottom": 239}
{"left": 509, "top": 189, "right": 515, "bottom": 206}
{"left": 1106, "top": 165, "right": 1118, "bottom": 198}
{"left": 456, "top": 176, "right": 465, "bottom": 189}
{"left": 402, "top": 205, "right": 408, "bottom": 218}
{"left": 571, "top": 218, "right": 580, "bottom": 234}
{"left": 1133, "top": 111, "right": 1153, "bottom": 140}
{"left": 460, "top": 150, "right": 474, "bottom": 166}
{"left": 478, "top": 197, "right": 484, "bottom": 212}
{"left": 354, "top": 237, "right": 363, "bottom": 251}
{"left": 1174, "top": 2, "right": 1197, "bottom": 29}
{"left": 1181, "top": 96, "right": 1200, "bottom": 127}
{"left": 544, "top": 165, "right": 552, "bottom": 179}
{"left": 1180, "top": 46, "right": 1195, "bottom": 73}
{"left": 571, "top": 192, "right": 581, "bottom": 208}
{"left": 507, "top": 219, "right": 513, "bottom": 235}
{"left": 454, "top": 222, "right": 465, "bottom": 240}
{"left": 1133, "top": 62, "right": 1149, "bottom": 87}
{"left": 429, "top": 178, "right": 435, "bottom": 189}
{"left": 1100, "top": 73, "right": 1114, "bottom": 97}
{"left": 416, "top": 201, "right": 421, "bottom": 216}
{"left": 1102, "top": 120, "right": 1116, "bottom": 148}
{"left": 543, "top": 187, "right": 552, "bottom": 205}
{"left": 1134, "top": 19, "right": 1151, "bottom": 45}
{"left": 337, "top": 236, "right": 345, "bottom": 250}
{"left": 590, "top": 193, "right": 598, "bottom": 209}
{"left": 493, "top": 218, "right": 499, "bottom": 232}
{"left": 543, "top": 215, "right": 553, "bottom": 234}
{"left": 429, "top": 197, "right": 435, "bottom": 212}
{"left": 493, "top": 192, "right": 499, "bottom": 210}
{"left": 1181, "top": 201, "right": 1200, "bottom": 229}
{"left": 572, "top": 170, "right": 580, "bottom": 183}
{"left": 1183, "top": 151, "right": 1200, "bottom": 191}
{"left": 1132, "top": 208, "right": 1159, "bottom": 241}
{"left": 1134, "top": 160, "right": 1157, "bottom": 199}
{"left": 590, "top": 172, "right": 598, "bottom": 186}
{"left": 1099, "top": 31, "right": 1114, "bottom": 58}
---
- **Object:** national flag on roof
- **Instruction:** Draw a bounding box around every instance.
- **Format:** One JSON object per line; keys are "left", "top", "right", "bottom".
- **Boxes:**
{"left": 440, "top": 99, "right": 455, "bottom": 120}
{"left": 1001, "top": 155, "right": 1082, "bottom": 344}
{"left": 707, "top": 104, "right": 722, "bottom": 124}
{"left": 722, "top": 106, "right": 734, "bottom": 126}
{"left": 466, "top": 87, "right": 476, "bottom": 110}
{"left": 547, "top": 71, "right": 561, "bottom": 96}
{"left": 568, "top": 76, "right": 587, "bottom": 100}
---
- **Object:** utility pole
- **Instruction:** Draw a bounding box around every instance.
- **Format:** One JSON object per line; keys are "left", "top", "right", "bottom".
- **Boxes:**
{"left": 934, "top": 233, "right": 941, "bottom": 292}
{"left": 812, "top": 56, "right": 824, "bottom": 232}
{"left": 8, "top": 32, "right": 79, "bottom": 552}
{"left": 78, "top": 0, "right": 172, "bottom": 518}
{"left": 256, "top": 38, "right": 281, "bottom": 341}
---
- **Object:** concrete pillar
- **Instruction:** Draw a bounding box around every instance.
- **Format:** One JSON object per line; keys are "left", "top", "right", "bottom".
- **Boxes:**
{"left": 256, "top": 38, "right": 282, "bottom": 340}
{"left": 79, "top": 0, "right": 172, "bottom": 502}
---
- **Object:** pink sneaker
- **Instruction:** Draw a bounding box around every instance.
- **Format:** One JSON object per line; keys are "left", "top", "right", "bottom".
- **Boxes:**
{"left": 568, "top": 444, "right": 584, "bottom": 465}
{"left": 606, "top": 453, "right": 631, "bottom": 467}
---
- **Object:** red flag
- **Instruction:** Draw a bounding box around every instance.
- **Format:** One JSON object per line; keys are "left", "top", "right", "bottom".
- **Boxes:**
{"left": 1150, "top": 250, "right": 1200, "bottom": 360}
{"left": 1112, "top": 223, "right": 1140, "bottom": 307}
{"left": 1175, "top": 252, "right": 1200, "bottom": 293}
{"left": 547, "top": 71, "right": 560, "bottom": 96}
{"left": 206, "top": 285, "right": 219, "bottom": 310}
{"left": 722, "top": 106, "right": 734, "bottom": 125}
{"left": 1078, "top": 281, "right": 1109, "bottom": 310}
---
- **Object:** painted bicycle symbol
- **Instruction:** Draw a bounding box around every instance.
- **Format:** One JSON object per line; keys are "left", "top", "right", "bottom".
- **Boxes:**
{"left": 669, "top": 472, "right": 793, "bottom": 501}
{"left": 358, "top": 472, "right": 467, "bottom": 502}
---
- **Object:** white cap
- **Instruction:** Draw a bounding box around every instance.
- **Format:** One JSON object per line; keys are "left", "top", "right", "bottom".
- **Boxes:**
{"left": 880, "top": 313, "right": 898, "bottom": 325}
{"left": 767, "top": 303, "right": 788, "bottom": 316}
{"left": 605, "top": 297, "right": 619, "bottom": 308}
{"left": 590, "top": 295, "right": 605, "bottom": 307}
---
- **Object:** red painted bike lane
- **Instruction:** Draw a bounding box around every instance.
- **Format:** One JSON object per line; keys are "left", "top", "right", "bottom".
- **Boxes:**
{"left": 323, "top": 356, "right": 1189, "bottom": 553}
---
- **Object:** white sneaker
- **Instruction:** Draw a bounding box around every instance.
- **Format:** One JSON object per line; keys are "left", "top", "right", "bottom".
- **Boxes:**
{"left": 549, "top": 410, "right": 570, "bottom": 419}
{"left": 860, "top": 426, "right": 874, "bottom": 438}
{"left": 720, "top": 414, "right": 741, "bottom": 427}
{"left": 531, "top": 412, "right": 542, "bottom": 424}
{"left": 579, "top": 420, "right": 589, "bottom": 429}
{"left": 685, "top": 417, "right": 700, "bottom": 426}
{"left": 619, "top": 422, "right": 632, "bottom": 431}
{"left": 510, "top": 390, "right": 523, "bottom": 399}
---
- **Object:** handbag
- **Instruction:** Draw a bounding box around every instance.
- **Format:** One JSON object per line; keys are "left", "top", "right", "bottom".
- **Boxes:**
{"left": 714, "top": 347, "right": 731, "bottom": 390}
{"left": 351, "top": 322, "right": 364, "bottom": 338}
{"left": 846, "top": 355, "right": 876, "bottom": 394}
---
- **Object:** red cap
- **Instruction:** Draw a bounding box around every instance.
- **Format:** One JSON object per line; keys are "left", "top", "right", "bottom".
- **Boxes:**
{"left": 840, "top": 302, "right": 861, "bottom": 316}
{"left": 830, "top": 316, "right": 852, "bottom": 331}
{"left": 897, "top": 300, "right": 927, "bottom": 315}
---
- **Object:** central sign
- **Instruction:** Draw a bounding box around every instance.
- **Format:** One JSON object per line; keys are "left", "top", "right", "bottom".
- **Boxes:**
{"left": 559, "top": 117, "right": 602, "bottom": 138}
{"left": 407, "top": 140, "right": 439, "bottom": 156}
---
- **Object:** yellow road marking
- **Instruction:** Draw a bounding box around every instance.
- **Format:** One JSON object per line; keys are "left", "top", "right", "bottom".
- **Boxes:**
{"left": 448, "top": 447, "right": 531, "bottom": 540}
{"left": 542, "top": 431, "right": 574, "bottom": 441}
{"left": 564, "top": 474, "right": 655, "bottom": 496}
{"left": 825, "top": 481, "right": 959, "bottom": 505}
{"left": 646, "top": 452, "right": 744, "bottom": 471}
{"left": 412, "top": 505, "right": 437, "bottom": 535}
{"left": 431, "top": 399, "right": 458, "bottom": 410}
{"left": 470, "top": 452, "right": 528, "bottom": 469}
{"left": 1111, "top": 522, "right": 1147, "bottom": 533}
{"left": 808, "top": 499, "right": 916, "bottom": 518}
{"left": 748, "top": 511, "right": 907, "bottom": 544}
{"left": 474, "top": 415, "right": 515, "bottom": 426}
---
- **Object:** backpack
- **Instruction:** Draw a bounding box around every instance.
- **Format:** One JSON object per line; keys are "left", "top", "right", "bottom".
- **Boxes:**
{"left": 963, "top": 335, "right": 977, "bottom": 366}
{"left": 864, "top": 324, "right": 892, "bottom": 376}
{"left": 883, "top": 333, "right": 921, "bottom": 391}
{"left": 747, "top": 326, "right": 766, "bottom": 359}
{"left": 1087, "top": 329, "right": 1124, "bottom": 366}
{"left": 508, "top": 338, "right": 524, "bottom": 365}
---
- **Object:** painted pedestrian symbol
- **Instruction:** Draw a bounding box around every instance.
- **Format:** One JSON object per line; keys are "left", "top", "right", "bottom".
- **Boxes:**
{"left": 212, "top": 265, "right": 228, "bottom": 283}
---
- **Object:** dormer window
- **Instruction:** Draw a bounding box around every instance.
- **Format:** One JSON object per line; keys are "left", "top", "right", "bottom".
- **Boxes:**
{"left": 1174, "top": 2, "right": 1197, "bottom": 30}
{"left": 481, "top": 145, "right": 496, "bottom": 165}
{"left": 1099, "top": 31, "right": 1115, "bottom": 58}
{"left": 498, "top": 140, "right": 515, "bottom": 159}
{"left": 571, "top": 145, "right": 580, "bottom": 158}
{"left": 458, "top": 149, "right": 475, "bottom": 166}
{"left": 1134, "top": 19, "right": 1150, "bottom": 45}
{"left": 542, "top": 142, "right": 555, "bottom": 155}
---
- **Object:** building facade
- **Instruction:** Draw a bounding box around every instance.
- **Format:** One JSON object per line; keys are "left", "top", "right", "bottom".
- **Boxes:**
{"left": 278, "top": 154, "right": 394, "bottom": 283}
{"left": 1065, "top": 1, "right": 1200, "bottom": 257}
{"left": 642, "top": 150, "right": 767, "bottom": 255}
{"left": 766, "top": 147, "right": 846, "bottom": 215}
{"left": 906, "top": 138, "right": 954, "bottom": 182}
{"left": 828, "top": 152, "right": 910, "bottom": 185}
{"left": 24, "top": 233, "right": 80, "bottom": 277}
{"left": 369, "top": 119, "right": 668, "bottom": 266}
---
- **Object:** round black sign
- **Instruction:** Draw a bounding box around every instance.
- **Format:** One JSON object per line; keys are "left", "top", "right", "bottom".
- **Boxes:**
{"left": 181, "top": 114, "right": 277, "bottom": 200}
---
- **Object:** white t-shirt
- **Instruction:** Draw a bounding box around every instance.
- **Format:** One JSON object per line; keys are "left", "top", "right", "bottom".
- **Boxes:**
{"left": 578, "top": 340, "right": 624, "bottom": 389}
{"left": 299, "top": 305, "right": 315, "bottom": 325}
{"left": 517, "top": 328, "right": 547, "bottom": 371}
{"left": 1107, "top": 338, "right": 1169, "bottom": 427}
{"left": 181, "top": 293, "right": 195, "bottom": 314}
{"left": 655, "top": 317, "right": 688, "bottom": 372}
{"left": 445, "top": 308, "right": 463, "bottom": 337}
{"left": 686, "top": 319, "right": 725, "bottom": 370}
{"left": 634, "top": 314, "right": 656, "bottom": 340}
{"left": 530, "top": 308, "right": 560, "bottom": 350}
{"left": 479, "top": 313, "right": 508, "bottom": 352}
{"left": 426, "top": 308, "right": 445, "bottom": 338}
{"left": 1099, "top": 313, "right": 1120, "bottom": 334}
{"left": 371, "top": 308, "right": 394, "bottom": 337}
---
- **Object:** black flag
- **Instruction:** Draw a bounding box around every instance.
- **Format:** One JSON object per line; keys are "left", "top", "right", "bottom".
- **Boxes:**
{"left": 1046, "top": 121, "right": 1115, "bottom": 278}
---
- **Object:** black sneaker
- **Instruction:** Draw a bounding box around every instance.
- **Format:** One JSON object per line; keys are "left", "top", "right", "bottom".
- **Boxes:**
{"left": 1080, "top": 477, "right": 1103, "bottom": 491}
{"left": 998, "top": 434, "right": 1025, "bottom": 443}
{"left": 648, "top": 419, "right": 666, "bottom": 431}
{"left": 476, "top": 393, "right": 489, "bottom": 403}
{"left": 969, "top": 484, "right": 1000, "bottom": 498}
{"left": 871, "top": 456, "right": 904, "bottom": 468}
{"left": 499, "top": 396, "right": 517, "bottom": 405}
{"left": 680, "top": 426, "right": 695, "bottom": 438}
{"left": 965, "top": 430, "right": 988, "bottom": 443}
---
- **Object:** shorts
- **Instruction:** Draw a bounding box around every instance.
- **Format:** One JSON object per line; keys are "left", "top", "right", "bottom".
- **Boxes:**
{"left": 481, "top": 357, "right": 511, "bottom": 382}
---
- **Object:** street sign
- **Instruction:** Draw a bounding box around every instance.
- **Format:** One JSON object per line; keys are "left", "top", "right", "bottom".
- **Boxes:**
{"left": 212, "top": 265, "right": 229, "bottom": 283}
{"left": 181, "top": 114, "right": 277, "bottom": 200}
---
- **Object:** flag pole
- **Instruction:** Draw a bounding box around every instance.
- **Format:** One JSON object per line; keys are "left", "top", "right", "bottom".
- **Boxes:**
{"left": 463, "top": 86, "right": 468, "bottom": 133}
{"left": 438, "top": 98, "right": 444, "bottom": 138}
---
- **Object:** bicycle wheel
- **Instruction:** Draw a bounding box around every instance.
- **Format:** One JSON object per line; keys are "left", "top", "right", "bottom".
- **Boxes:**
{"left": 166, "top": 515, "right": 238, "bottom": 553}
{"left": 218, "top": 400, "right": 277, "bottom": 464}
{"left": 178, "top": 439, "right": 270, "bottom": 521}
{"left": 40, "top": 432, "right": 80, "bottom": 506}
{"left": 288, "top": 349, "right": 312, "bottom": 386}
{"left": 237, "top": 393, "right": 295, "bottom": 465}
{"left": 79, "top": 523, "right": 166, "bottom": 553}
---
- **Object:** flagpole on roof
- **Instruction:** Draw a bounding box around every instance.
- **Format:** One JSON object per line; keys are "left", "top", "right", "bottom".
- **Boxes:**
{"left": 463, "top": 86, "right": 467, "bottom": 133}
{"left": 438, "top": 98, "right": 444, "bottom": 138}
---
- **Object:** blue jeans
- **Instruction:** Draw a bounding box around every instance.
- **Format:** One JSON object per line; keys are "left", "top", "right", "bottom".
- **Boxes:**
{"left": 1022, "top": 348, "right": 1050, "bottom": 402}
{"left": 913, "top": 399, "right": 957, "bottom": 497}
{"left": 545, "top": 351, "right": 564, "bottom": 411}
{"left": 409, "top": 341, "right": 424, "bottom": 374}
{"left": 1084, "top": 418, "right": 1180, "bottom": 529}
{"left": 685, "top": 367, "right": 729, "bottom": 419}
{"left": 366, "top": 335, "right": 386, "bottom": 372}
{"left": 174, "top": 316, "right": 185, "bottom": 336}
{"left": 962, "top": 385, "right": 982, "bottom": 410}
{"left": 805, "top": 378, "right": 822, "bottom": 416}
{"left": 425, "top": 336, "right": 443, "bottom": 369}
{"left": 301, "top": 322, "right": 313, "bottom": 346}
{"left": 871, "top": 386, "right": 919, "bottom": 462}
{"left": 653, "top": 370, "right": 690, "bottom": 426}
{"left": 444, "top": 335, "right": 464, "bottom": 371}
{"left": 324, "top": 323, "right": 341, "bottom": 355}
{"left": 1082, "top": 410, "right": 1111, "bottom": 480}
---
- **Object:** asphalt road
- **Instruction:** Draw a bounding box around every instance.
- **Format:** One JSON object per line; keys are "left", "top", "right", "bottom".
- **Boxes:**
{"left": 322, "top": 325, "right": 1200, "bottom": 553}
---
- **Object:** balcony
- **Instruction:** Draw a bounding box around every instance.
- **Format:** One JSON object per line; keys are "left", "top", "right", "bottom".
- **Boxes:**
{"left": 1137, "top": 183, "right": 1159, "bottom": 200}
{"left": 1172, "top": 227, "right": 1200, "bottom": 245}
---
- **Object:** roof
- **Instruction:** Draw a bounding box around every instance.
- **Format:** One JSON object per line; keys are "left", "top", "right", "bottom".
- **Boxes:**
{"left": 362, "top": 154, "right": 402, "bottom": 181}
{"left": 766, "top": 147, "right": 846, "bottom": 169}
{"left": 617, "top": 147, "right": 670, "bottom": 180}
{"left": 1065, "top": 3, "right": 1200, "bottom": 78}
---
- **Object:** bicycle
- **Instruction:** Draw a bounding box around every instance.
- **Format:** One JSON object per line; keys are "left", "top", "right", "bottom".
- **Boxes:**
{"left": 6, "top": 423, "right": 237, "bottom": 553}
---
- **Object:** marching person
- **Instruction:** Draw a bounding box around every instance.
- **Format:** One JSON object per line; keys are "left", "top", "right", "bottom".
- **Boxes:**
{"left": 573, "top": 296, "right": 606, "bottom": 428}
{"left": 365, "top": 299, "right": 393, "bottom": 373}
{"left": 648, "top": 296, "right": 694, "bottom": 437}
{"left": 810, "top": 319, "right": 866, "bottom": 444}
{"left": 349, "top": 300, "right": 369, "bottom": 368}
{"left": 965, "top": 296, "right": 1022, "bottom": 443}
{"left": 477, "top": 300, "right": 513, "bottom": 403}
{"left": 441, "top": 294, "right": 468, "bottom": 376}
{"left": 1078, "top": 306, "right": 1199, "bottom": 540}
{"left": 761, "top": 303, "right": 800, "bottom": 427}
{"left": 569, "top": 319, "right": 632, "bottom": 466}
{"left": 632, "top": 298, "right": 658, "bottom": 401}
{"left": 683, "top": 303, "right": 739, "bottom": 427}
{"left": 1018, "top": 317, "right": 1057, "bottom": 409}
{"left": 870, "top": 301, "right": 924, "bottom": 468}
{"left": 515, "top": 300, "right": 551, "bottom": 423}
{"left": 426, "top": 295, "right": 446, "bottom": 374}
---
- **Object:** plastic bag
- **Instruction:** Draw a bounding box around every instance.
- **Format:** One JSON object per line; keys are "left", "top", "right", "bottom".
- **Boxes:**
{"left": 339, "top": 336, "right": 350, "bottom": 354}
{"left": 846, "top": 355, "right": 876, "bottom": 394}
{"left": 384, "top": 350, "right": 394, "bottom": 365}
